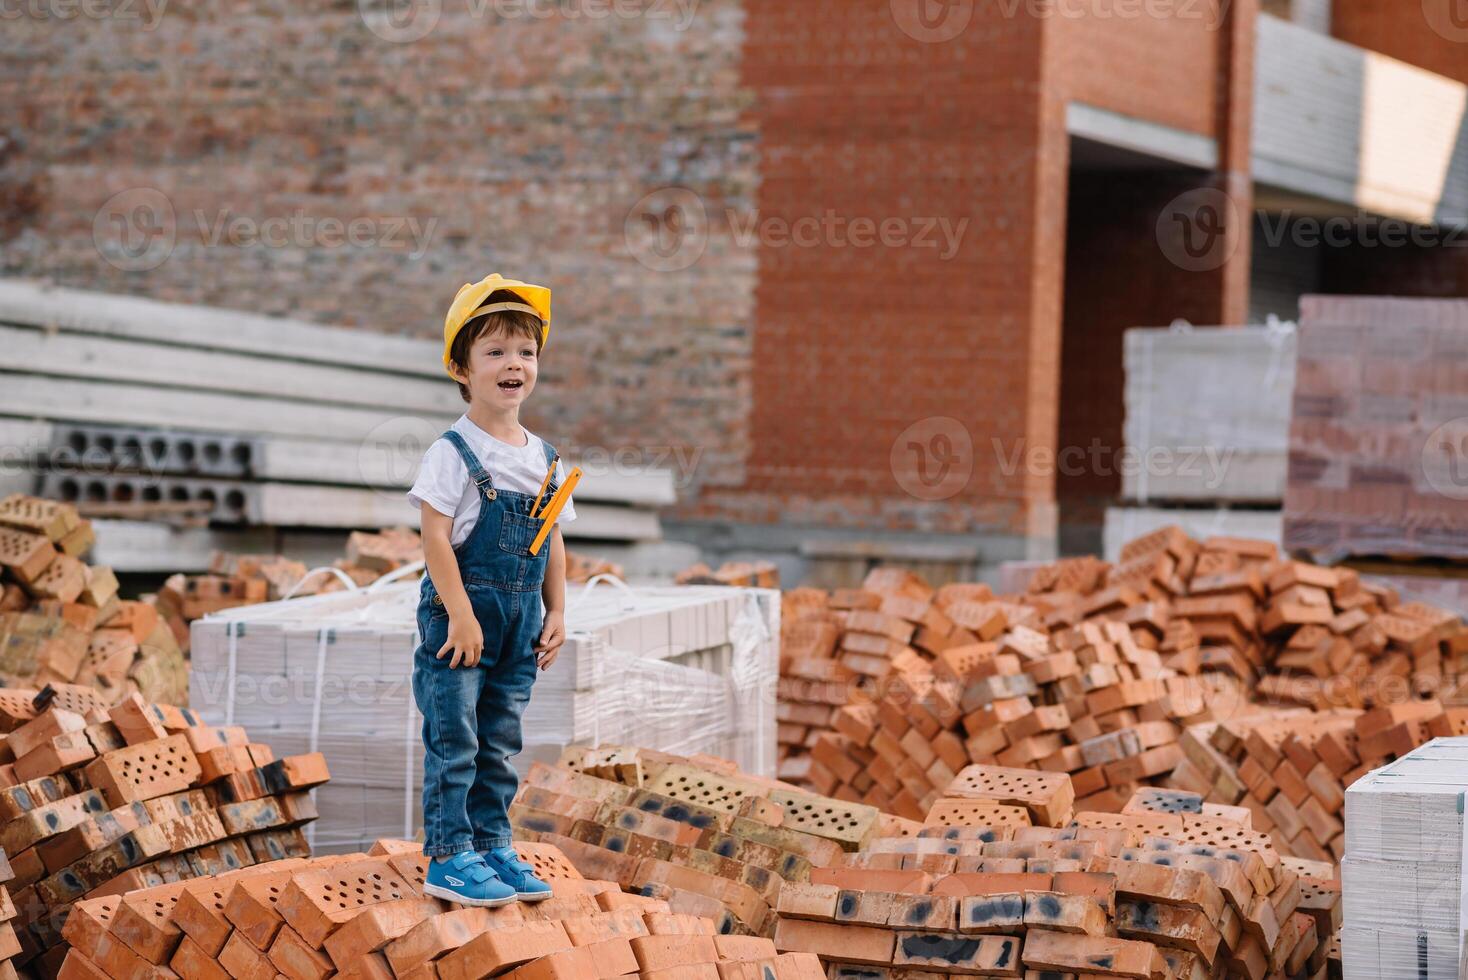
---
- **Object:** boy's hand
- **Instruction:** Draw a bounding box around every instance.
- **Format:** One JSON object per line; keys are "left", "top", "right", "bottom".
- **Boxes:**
{"left": 536, "top": 610, "right": 565, "bottom": 671}
{"left": 438, "top": 616, "right": 484, "bottom": 669}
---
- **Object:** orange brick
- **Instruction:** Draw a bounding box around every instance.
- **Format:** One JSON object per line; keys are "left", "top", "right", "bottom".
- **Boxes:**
{"left": 268, "top": 924, "right": 335, "bottom": 980}
{"left": 224, "top": 869, "right": 298, "bottom": 949}
{"left": 384, "top": 906, "right": 525, "bottom": 976}
{"left": 170, "top": 934, "right": 232, "bottom": 980}
{"left": 322, "top": 896, "right": 446, "bottom": 968}
{"left": 772, "top": 919, "right": 895, "bottom": 966}
{"left": 642, "top": 912, "right": 716, "bottom": 936}
{"left": 506, "top": 938, "right": 639, "bottom": 980}
{"left": 1021, "top": 930, "right": 1163, "bottom": 978}
{"left": 57, "top": 951, "right": 110, "bottom": 980}
{"left": 712, "top": 936, "right": 779, "bottom": 961}
{"left": 219, "top": 930, "right": 277, "bottom": 980}
{"left": 111, "top": 884, "right": 188, "bottom": 963}
{"left": 559, "top": 909, "right": 649, "bottom": 946}
{"left": 437, "top": 920, "right": 573, "bottom": 980}
{"left": 630, "top": 933, "right": 719, "bottom": 972}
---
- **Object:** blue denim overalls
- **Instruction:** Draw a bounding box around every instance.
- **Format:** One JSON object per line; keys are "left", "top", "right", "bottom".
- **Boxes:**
{"left": 412, "top": 429, "right": 558, "bottom": 857}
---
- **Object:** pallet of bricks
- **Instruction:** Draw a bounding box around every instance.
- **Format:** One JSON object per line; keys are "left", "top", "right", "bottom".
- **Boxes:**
{"left": 778, "top": 526, "right": 1466, "bottom": 819}
{"left": 1171, "top": 695, "right": 1468, "bottom": 864}
{"left": 503, "top": 745, "right": 1343, "bottom": 978}
{"left": 58, "top": 834, "right": 825, "bottom": 980}
{"left": 0, "top": 683, "right": 329, "bottom": 975}
{"left": 151, "top": 527, "right": 427, "bottom": 656}
{"left": 0, "top": 495, "right": 186, "bottom": 705}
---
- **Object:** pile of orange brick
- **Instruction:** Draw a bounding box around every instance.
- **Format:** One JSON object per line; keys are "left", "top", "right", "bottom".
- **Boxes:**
{"left": 777, "top": 528, "right": 1466, "bottom": 821}
{"left": 1172, "top": 698, "right": 1468, "bottom": 864}
{"left": 0, "top": 685, "right": 329, "bottom": 973}
{"left": 504, "top": 746, "right": 1342, "bottom": 979}
{"left": 58, "top": 836, "right": 825, "bottom": 980}
{"left": 153, "top": 527, "right": 428, "bottom": 656}
{"left": 0, "top": 496, "right": 187, "bottom": 705}
{"left": 676, "top": 562, "right": 780, "bottom": 590}
{"left": 566, "top": 552, "right": 626, "bottom": 585}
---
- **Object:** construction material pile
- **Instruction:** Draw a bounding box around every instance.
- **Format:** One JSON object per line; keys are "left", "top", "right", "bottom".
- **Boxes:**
{"left": 0, "top": 685, "right": 328, "bottom": 974}
{"left": 677, "top": 561, "right": 780, "bottom": 589}
{"left": 566, "top": 550, "right": 625, "bottom": 584}
{"left": 0, "top": 495, "right": 187, "bottom": 705}
{"left": 59, "top": 833, "right": 823, "bottom": 980}
{"left": 777, "top": 527, "right": 1466, "bottom": 824}
{"left": 152, "top": 527, "right": 427, "bottom": 655}
{"left": 508, "top": 745, "right": 1341, "bottom": 978}
{"left": 1172, "top": 697, "right": 1468, "bottom": 863}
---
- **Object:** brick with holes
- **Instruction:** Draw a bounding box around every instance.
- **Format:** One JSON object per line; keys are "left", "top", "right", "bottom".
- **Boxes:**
{"left": 276, "top": 858, "right": 415, "bottom": 948}
{"left": 110, "top": 881, "right": 189, "bottom": 963}
{"left": 224, "top": 866, "right": 301, "bottom": 950}
{"left": 81, "top": 734, "right": 202, "bottom": 807}
{"left": 59, "top": 895, "right": 120, "bottom": 959}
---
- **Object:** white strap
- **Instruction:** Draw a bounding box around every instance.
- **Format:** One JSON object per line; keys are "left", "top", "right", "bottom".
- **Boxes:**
{"left": 574, "top": 574, "right": 637, "bottom": 614}
{"left": 305, "top": 627, "right": 332, "bottom": 850}
{"left": 224, "top": 622, "right": 239, "bottom": 726}
{"left": 281, "top": 566, "right": 360, "bottom": 602}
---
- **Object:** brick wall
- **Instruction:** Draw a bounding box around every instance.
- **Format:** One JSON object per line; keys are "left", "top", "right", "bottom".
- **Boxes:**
{"left": 0, "top": 1, "right": 759, "bottom": 492}
{"left": 1333, "top": 0, "right": 1468, "bottom": 86}
{"left": 0, "top": 1, "right": 1254, "bottom": 551}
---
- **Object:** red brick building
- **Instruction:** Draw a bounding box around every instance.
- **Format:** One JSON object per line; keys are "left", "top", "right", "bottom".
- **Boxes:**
{"left": 3, "top": 0, "right": 1465, "bottom": 575}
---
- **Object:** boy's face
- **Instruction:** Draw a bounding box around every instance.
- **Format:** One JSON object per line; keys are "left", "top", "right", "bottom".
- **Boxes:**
{"left": 461, "top": 325, "right": 539, "bottom": 408}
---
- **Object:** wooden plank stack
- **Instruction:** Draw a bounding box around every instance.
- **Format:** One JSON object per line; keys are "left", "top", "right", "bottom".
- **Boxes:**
{"left": 0, "top": 687, "right": 329, "bottom": 973}
{"left": 777, "top": 528, "right": 1466, "bottom": 825}
{"left": 0, "top": 495, "right": 187, "bottom": 706}
{"left": 57, "top": 834, "right": 825, "bottom": 980}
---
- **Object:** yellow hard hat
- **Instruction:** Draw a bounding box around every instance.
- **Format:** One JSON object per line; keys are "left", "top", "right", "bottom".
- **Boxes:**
{"left": 442, "top": 273, "right": 552, "bottom": 378}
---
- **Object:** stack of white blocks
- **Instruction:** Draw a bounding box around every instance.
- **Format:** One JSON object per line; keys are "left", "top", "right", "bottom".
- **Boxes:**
{"left": 1343, "top": 737, "right": 1468, "bottom": 979}
{"left": 189, "top": 580, "right": 778, "bottom": 853}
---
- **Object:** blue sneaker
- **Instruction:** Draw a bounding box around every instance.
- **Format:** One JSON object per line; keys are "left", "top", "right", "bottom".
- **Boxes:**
{"left": 481, "top": 846, "right": 553, "bottom": 901}
{"left": 423, "top": 851, "right": 516, "bottom": 907}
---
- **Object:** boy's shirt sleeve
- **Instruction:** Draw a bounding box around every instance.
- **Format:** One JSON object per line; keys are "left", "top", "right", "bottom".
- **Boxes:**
{"left": 407, "top": 441, "right": 465, "bottom": 520}
{"left": 554, "top": 459, "right": 577, "bottom": 526}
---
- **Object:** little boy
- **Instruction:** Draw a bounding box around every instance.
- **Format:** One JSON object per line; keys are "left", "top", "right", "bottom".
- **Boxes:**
{"left": 407, "top": 273, "right": 573, "bottom": 906}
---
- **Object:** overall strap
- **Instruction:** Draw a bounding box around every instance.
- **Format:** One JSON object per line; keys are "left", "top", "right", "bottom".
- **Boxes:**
{"left": 540, "top": 439, "right": 558, "bottom": 469}
{"left": 441, "top": 430, "right": 496, "bottom": 501}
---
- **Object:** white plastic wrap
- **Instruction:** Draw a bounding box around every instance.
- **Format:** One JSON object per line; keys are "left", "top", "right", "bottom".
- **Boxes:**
{"left": 189, "top": 573, "right": 778, "bottom": 853}
{"left": 1123, "top": 321, "right": 1297, "bottom": 503}
{"left": 1343, "top": 737, "right": 1468, "bottom": 979}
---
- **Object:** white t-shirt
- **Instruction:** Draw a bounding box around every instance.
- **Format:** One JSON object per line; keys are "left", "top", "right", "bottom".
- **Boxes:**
{"left": 407, "top": 415, "right": 577, "bottom": 548}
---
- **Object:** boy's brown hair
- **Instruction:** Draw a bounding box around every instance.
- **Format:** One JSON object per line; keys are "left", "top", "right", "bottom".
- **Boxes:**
{"left": 447, "top": 289, "right": 546, "bottom": 404}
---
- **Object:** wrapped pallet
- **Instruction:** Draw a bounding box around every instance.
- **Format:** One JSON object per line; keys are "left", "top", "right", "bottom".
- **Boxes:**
{"left": 187, "top": 573, "right": 778, "bottom": 853}
{"left": 1342, "top": 737, "right": 1468, "bottom": 979}
{"left": 1123, "top": 321, "right": 1297, "bottom": 503}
